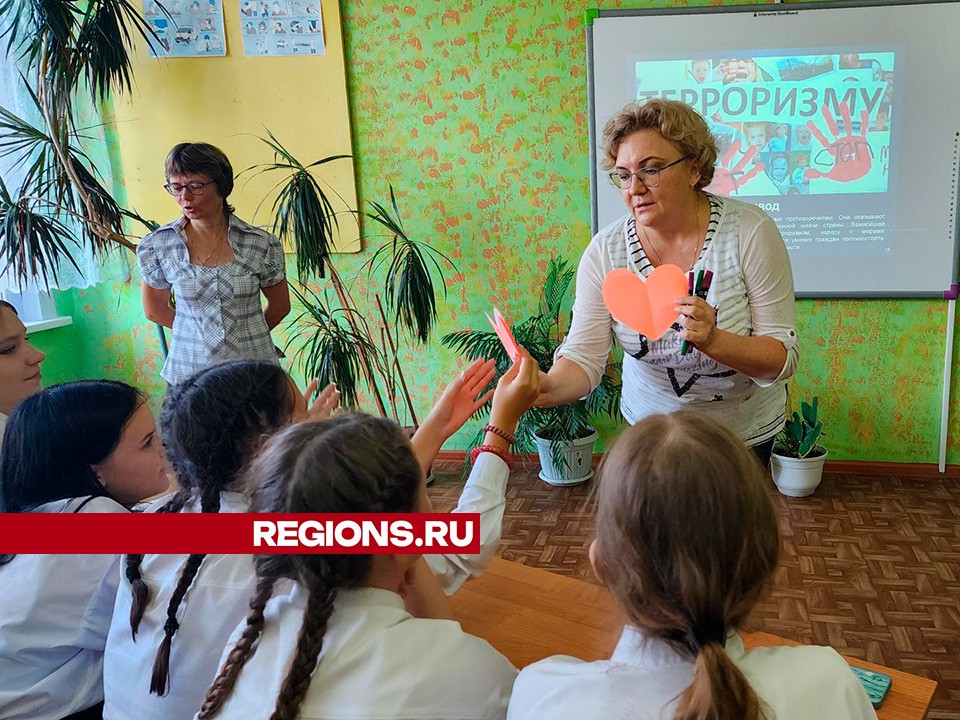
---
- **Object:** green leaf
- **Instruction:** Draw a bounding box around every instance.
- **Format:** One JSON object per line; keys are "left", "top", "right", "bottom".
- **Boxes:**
{"left": 363, "top": 184, "right": 457, "bottom": 344}
{"left": 287, "top": 283, "right": 380, "bottom": 409}
{"left": 247, "top": 132, "right": 350, "bottom": 280}
{"left": 801, "top": 396, "right": 818, "bottom": 427}
{"left": 0, "top": 175, "right": 82, "bottom": 288}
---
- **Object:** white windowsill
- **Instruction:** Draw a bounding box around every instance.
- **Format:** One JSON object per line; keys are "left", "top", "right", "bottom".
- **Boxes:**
{"left": 24, "top": 316, "right": 73, "bottom": 333}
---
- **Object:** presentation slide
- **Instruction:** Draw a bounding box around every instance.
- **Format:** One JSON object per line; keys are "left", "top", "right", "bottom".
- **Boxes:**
{"left": 634, "top": 49, "right": 899, "bottom": 258}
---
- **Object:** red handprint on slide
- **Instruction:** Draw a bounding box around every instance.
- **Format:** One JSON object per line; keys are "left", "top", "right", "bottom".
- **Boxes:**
{"left": 708, "top": 140, "right": 763, "bottom": 196}
{"left": 804, "top": 101, "right": 872, "bottom": 183}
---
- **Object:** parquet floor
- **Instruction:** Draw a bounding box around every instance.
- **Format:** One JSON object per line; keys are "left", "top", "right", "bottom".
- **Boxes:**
{"left": 428, "top": 462, "right": 960, "bottom": 719}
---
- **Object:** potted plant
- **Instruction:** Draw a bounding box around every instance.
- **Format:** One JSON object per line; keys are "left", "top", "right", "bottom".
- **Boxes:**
{"left": 441, "top": 257, "right": 622, "bottom": 486}
{"left": 770, "top": 395, "right": 827, "bottom": 497}
{"left": 249, "top": 132, "right": 454, "bottom": 426}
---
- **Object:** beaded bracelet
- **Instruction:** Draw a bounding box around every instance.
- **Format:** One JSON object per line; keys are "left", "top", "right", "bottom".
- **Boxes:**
{"left": 482, "top": 424, "right": 516, "bottom": 445}
{"left": 471, "top": 444, "right": 515, "bottom": 471}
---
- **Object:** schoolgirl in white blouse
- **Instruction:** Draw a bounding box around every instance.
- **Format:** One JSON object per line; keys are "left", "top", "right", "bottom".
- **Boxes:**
{"left": 0, "top": 381, "right": 168, "bottom": 720}
{"left": 0, "top": 300, "right": 45, "bottom": 448}
{"left": 507, "top": 411, "right": 877, "bottom": 720}
{"left": 105, "top": 354, "right": 527, "bottom": 719}
{"left": 195, "top": 351, "right": 541, "bottom": 720}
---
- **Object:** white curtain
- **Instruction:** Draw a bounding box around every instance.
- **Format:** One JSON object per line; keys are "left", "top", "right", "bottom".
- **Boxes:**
{"left": 0, "top": 52, "right": 131, "bottom": 294}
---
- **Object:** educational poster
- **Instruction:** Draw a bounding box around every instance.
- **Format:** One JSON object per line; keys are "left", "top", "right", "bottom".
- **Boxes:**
{"left": 143, "top": 0, "right": 227, "bottom": 57}
{"left": 239, "top": 0, "right": 325, "bottom": 57}
{"left": 635, "top": 51, "right": 895, "bottom": 199}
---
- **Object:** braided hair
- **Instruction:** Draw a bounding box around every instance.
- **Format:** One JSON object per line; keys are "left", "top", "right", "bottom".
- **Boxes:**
{"left": 198, "top": 414, "right": 422, "bottom": 719}
{"left": 125, "top": 360, "right": 295, "bottom": 696}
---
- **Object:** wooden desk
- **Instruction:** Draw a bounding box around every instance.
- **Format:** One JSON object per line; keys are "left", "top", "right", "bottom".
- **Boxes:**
{"left": 451, "top": 559, "right": 937, "bottom": 720}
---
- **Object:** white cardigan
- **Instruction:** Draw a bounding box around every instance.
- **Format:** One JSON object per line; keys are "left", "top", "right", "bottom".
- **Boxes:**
{"left": 557, "top": 194, "right": 799, "bottom": 446}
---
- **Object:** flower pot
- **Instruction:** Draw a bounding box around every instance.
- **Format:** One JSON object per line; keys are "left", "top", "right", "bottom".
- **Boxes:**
{"left": 533, "top": 428, "right": 597, "bottom": 486}
{"left": 770, "top": 447, "right": 828, "bottom": 497}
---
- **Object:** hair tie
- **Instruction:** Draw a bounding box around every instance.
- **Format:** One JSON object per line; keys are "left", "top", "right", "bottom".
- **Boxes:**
{"left": 670, "top": 621, "right": 727, "bottom": 655}
{"left": 681, "top": 630, "right": 701, "bottom": 655}
{"left": 163, "top": 618, "right": 180, "bottom": 635}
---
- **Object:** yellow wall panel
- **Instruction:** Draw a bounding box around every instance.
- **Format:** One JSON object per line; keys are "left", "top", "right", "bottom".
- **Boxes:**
{"left": 112, "top": 0, "right": 360, "bottom": 254}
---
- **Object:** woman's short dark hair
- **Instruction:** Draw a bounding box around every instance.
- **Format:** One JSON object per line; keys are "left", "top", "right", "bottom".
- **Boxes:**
{"left": 0, "top": 380, "right": 145, "bottom": 512}
{"left": 164, "top": 142, "right": 235, "bottom": 214}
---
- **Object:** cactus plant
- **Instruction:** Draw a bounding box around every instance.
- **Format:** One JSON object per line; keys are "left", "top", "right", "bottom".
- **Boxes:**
{"left": 774, "top": 396, "right": 825, "bottom": 459}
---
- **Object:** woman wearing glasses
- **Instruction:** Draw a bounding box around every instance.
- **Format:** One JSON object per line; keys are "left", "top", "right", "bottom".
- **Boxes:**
{"left": 536, "top": 100, "right": 797, "bottom": 467}
{"left": 137, "top": 143, "right": 290, "bottom": 386}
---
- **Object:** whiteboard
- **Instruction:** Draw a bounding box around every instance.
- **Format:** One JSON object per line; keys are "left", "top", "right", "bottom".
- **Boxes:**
{"left": 587, "top": 1, "right": 960, "bottom": 298}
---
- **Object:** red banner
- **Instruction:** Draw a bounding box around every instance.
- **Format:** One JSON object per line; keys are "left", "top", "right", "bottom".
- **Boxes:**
{"left": 0, "top": 513, "right": 481, "bottom": 554}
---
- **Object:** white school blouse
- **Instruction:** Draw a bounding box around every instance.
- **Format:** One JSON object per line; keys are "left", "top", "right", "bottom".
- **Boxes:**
{"left": 507, "top": 626, "right": 878, "bottom": 720}
{"left": 104, "top": 454, "right": 509, "bottom": 719}
{"left": 0, "top": 496, "right": 127, "bottom": 720}
{"left": 103, "top": 491, "right": 256, "bottom": 720}
{"left": 204, "top": 585, "right": 517, "bottom": 720}
{"left": 557, "top": 194, "right": 799, "bottom": 447}
{"left": 425, "top": 452, "right": 509, "bottom": 594}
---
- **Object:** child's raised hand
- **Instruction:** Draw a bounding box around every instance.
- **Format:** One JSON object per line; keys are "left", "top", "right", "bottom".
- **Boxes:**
{"left": 303, "top": 380, "right": 341, "bottom": 422}
{"left": 488, "top": 350, "right": 540, "bottom": 432}
{"left": 409, "top": 359, "right": 496, "bottom": 475}
{"left": 421, "top": 358, "right": 496, "bottom": 442}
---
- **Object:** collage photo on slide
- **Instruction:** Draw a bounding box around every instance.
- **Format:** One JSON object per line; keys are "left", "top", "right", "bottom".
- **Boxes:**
{"left": 636, "top": 51, "right": 896, "bottom": 200}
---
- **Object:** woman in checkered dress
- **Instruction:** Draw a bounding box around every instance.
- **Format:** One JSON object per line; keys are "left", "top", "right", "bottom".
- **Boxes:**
{"left": 137, "top": 143, "right": 291, "bottom": 386}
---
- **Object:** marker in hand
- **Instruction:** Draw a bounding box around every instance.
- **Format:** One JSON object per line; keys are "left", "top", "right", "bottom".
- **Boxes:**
{"left": 679, "top": 269, "right": 713, "bottom": 356}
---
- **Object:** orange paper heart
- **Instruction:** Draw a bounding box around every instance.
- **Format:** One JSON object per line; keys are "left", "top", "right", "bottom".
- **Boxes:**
{"left": 602, "top": 265, "right": 688, "bottom": 340}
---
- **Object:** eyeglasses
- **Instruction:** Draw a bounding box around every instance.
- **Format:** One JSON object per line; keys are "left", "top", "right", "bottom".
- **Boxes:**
{"left": 164, "top": 180, "right": 215, "bottom": 196}
{"left": 608, "top": 156, "right": 688, "bottom": 189}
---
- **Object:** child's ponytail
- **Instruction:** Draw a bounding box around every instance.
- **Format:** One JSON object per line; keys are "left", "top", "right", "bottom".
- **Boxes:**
{"left": 674, "top": 635, "right": 766, "bottom": 720}
{"left": 593, "top": 411, "right": 780, "bottom": 720}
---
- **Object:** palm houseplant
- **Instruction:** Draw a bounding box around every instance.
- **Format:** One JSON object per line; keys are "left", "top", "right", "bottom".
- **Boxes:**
{"left": 441, "top": 257, "right": 622, "bottom": 486}
{"left": 770, "top": 395, "right": 827, "bottom": 497}
{"left": 249, "top": 132, "right": 455, "bottom": 426}
{"left": 0, "top": 0, "right": 162, "bottom": 289}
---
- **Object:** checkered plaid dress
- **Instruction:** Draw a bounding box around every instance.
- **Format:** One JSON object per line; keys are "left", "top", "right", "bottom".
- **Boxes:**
{"left": 137, "top": 215, "right": 285, "bottom": 385}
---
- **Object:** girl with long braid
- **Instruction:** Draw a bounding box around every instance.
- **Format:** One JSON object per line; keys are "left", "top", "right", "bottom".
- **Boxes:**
{"left": 196, "top": 352, "right": 538, "bottom": 720}
{"left": 103, "top": 360, "right": 339, "bottom": 720}
{"left": 507, "top": 411, "right": 877, "bottom": 720}
{"left": 105, "top": 353, "right": 527, "bottom": 719}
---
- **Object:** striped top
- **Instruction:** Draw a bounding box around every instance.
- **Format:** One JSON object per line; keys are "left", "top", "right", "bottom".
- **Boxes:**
{"left": 557, "top": 194, "right": 798, "bottom": 446}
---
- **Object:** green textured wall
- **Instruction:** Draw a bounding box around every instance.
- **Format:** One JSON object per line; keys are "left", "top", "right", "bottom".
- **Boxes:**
{"left": 31, "top": 0, "right": 960, "bottom": 463}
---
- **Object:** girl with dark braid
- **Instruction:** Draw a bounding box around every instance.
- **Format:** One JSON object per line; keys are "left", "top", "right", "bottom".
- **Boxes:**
{"left": 103, "top": 360, "right": 340, "bottom": 720}
{"left": 507, "top": 412, "right": 877, "bottom": 720}
{"left": 197, "top": 351, "right": 540, "bottom": 720}
{"left": 105, "top": 353, "right": 530, "bottom": 720}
